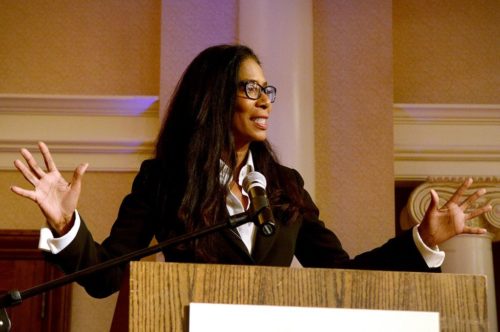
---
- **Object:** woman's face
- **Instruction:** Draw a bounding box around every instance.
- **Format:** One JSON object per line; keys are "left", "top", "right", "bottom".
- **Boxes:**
{"left": 232, "top": 58, "right": 273, "bottom": 150}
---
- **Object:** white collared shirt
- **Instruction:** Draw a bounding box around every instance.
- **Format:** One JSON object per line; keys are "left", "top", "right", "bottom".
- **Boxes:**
{"left": 219, "top": 152, "right": 256, "bottom": 254}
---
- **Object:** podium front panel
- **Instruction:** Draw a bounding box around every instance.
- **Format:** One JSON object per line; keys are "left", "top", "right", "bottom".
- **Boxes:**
{"left": 128, "top": 262, "right": 487, "bottom": 331}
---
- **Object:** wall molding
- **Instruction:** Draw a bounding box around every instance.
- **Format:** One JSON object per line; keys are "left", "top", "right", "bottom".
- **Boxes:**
{"left": 2, "top": 98, "right": 498, "bottom": 177}
{"left": 394, "top": 104, "right": 500, "bottom": 181}
{"left": 0, "top": 94, "right": 159, "bottom": 117}
{"left": 0, "top": 94, "right": 160, "bottom": 172}
{"left": 394, "top": 104, "right": 500, "bottom": 125}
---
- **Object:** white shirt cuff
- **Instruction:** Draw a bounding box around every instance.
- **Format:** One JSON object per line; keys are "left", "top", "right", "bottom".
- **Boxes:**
{"left": 38, "top": 211, "right": 81, "bottom": 254}
{"left": 412, "top": 225, "right": 445, "bottom": 268}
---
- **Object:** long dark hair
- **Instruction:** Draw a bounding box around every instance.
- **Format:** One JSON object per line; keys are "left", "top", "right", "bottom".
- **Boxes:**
{"left": 155, "top": 44, "right": 300, "bottom": 261}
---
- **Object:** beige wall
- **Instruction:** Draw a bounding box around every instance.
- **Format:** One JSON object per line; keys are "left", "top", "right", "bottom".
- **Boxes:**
{"left": 394, "top": 0, "right": 500, "bottom": 104}
{"left": 0, "top": 0, "right": 160, "bottom": 95}
{"left": 313, "top": 1, "right": 395, "bottom": 256}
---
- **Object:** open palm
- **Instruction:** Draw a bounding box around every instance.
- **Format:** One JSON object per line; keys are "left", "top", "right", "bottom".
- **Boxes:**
{"left": 11, "top": 142, "right": 88, "bottom": 235}
{"left": 418, "top": 178, "right": 491, "bottom": 248}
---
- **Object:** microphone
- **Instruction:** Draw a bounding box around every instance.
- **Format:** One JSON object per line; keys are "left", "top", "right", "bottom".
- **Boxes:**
{"left": 243, "top": 171, "right": 276, "bottom": 236}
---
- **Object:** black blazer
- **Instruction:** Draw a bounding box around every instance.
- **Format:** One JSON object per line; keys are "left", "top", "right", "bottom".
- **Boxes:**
{"left": 48, "top": 159, "right": 435, "bottom": 298}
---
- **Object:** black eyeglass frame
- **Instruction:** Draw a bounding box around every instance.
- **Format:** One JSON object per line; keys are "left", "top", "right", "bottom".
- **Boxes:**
{"left": 238, "top": 80, "right": 277, "bottom": 103}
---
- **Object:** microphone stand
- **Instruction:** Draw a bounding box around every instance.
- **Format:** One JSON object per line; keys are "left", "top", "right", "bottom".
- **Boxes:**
{"left": 0, "top": 210, "right": 259, "bottom": 332}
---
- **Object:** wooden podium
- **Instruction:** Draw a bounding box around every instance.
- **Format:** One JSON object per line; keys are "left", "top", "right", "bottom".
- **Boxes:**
{"left": 113, "top": 261, "right": 487, "bottom": 331}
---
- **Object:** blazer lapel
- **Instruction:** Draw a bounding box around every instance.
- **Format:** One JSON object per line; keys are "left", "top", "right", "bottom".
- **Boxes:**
{"left": 251, "top": 203, "right": 291, "bottom": 262}
{"left": 221, "top": 203, "right": 294, "bottom": 263}
{"left": 251, "top": 222, "right": 280, "bottom": 262}
{"left": 220, "top": 227, "right": 254, "bottom": 260}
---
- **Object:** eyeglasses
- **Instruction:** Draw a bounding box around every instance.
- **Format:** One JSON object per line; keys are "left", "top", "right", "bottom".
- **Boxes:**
{"left": 238, "top": 80, "right": 277, "bottom": 103}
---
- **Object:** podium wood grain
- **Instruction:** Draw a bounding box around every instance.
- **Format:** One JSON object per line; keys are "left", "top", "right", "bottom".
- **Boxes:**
{"left": 128, "top": 262, "right": 487, "bottom": 331}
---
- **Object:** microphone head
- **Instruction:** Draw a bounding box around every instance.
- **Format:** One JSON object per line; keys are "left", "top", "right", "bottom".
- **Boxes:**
{"left": 242, "top": 171, "right": 267, "bottom": 192}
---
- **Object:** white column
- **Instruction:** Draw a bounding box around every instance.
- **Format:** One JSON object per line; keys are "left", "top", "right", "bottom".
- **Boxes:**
{"left": 238, "top": 0, "right": 315, "bottom": 197}
{"left": 440, "top": 234, "right": 498, "bottom": 332}
{"left": 405, "top": 180, "right": 500, "bottom": 332}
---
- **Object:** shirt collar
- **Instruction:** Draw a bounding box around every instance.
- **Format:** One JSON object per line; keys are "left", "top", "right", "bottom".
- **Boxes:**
{"left": 219, "top": 151, "right": 255, "bottom": 187}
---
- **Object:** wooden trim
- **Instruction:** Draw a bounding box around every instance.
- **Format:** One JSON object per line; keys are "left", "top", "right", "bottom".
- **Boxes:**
{"left": 0, "top": 229, "right": 72, "bottom": 332}
{"left": 43, "top": 260, "right": 72, "bottom": 332}
{"left": 0, "top": 230, "right": 42, "bottom": 259}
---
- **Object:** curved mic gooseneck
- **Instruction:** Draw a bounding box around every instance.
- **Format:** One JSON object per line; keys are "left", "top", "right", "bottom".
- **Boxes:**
{"left": 243, "top": 171, "right": 276, "bottom": 236}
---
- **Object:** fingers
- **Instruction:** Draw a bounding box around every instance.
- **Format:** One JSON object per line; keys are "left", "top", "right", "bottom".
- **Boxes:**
{"left": 13, "top": 158, "right": 39, "bottom": 186}
{"left": 462, "top": 226, "right": 487, "bottom": 234}
{"left": 459, "top": 187, "right": 487, "bottom": 210}
{"left": 15, "top": 141, "right": 54, "bottom": 174}
{"left": 20, "top": 147, "right": 45, "bottom": 178}
{"left": 428, "top": 189, "right": 440, "bottom": 212}
{"left": 466, "top": 204, "right": 492, "bottom": 220}
{"left": 14, "top": 142, "right": 60, "bottom": 180}
{"left": 71, "top": 163, "right": 89, "bottom": 190}
{"left": 10, "top": 185, "right": 37, "bottom": 201}
{"left": 39, "top": 141, "right": 58, "bottom": 172}
{"left": 442, "top": 178, "right": 489, "bottom": 213}
{"left": 77, "top": 162, "right": 89, "bottom": 177}
{"left": 444, "top": 177, "right": 473, "bottom": 208}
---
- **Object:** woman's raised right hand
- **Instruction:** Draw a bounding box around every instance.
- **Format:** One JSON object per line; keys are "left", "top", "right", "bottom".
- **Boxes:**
{"left": 10, "top": 142, "right": 88, "bottom": 235}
